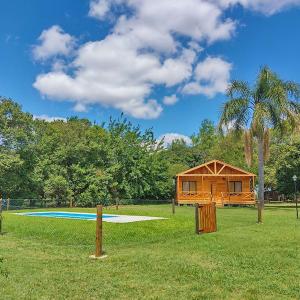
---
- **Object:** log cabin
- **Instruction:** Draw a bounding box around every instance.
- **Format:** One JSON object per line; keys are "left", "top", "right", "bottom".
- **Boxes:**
{"left": 176, "top": 160, "right": 256, "bottom": 207}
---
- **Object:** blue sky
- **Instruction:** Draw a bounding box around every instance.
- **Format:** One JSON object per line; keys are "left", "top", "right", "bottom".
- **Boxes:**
{"left": 1, "top": 0, "right": 300, "bottom": 143}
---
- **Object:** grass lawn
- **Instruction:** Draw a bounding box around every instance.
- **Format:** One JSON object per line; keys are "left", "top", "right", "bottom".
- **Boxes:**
{"left": 1, "top": 205, "right": 300, "bottom": 299}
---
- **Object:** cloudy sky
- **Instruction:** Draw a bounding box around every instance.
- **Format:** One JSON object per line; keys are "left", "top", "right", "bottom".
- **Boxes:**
{"left": 1, "top": 0, "right": 300, "bottom": 143}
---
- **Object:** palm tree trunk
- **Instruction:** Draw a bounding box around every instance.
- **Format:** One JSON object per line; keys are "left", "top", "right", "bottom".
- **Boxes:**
{"left": 257, "top": 136, "right": 264, "bottom": 223}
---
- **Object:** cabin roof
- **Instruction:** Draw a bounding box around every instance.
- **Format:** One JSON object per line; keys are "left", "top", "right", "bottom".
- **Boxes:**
{"left": 176, "top": 160, "right": 256, "bottom": 177}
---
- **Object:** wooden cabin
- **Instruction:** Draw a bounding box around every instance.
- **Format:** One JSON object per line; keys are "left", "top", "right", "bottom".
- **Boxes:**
{"left": 176, "top": 160, "right": 256, "bottom": 207}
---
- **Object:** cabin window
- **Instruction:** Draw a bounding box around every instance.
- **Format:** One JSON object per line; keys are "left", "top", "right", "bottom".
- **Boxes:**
{"left": 182, "top": 181, "right": 197, "bottom": 194}
{"left": 229, "top": 181, "right": 242, "bottom": 193}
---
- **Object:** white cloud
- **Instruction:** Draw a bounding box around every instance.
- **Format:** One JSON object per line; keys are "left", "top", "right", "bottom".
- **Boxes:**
{"left": 183, "top": 56, "right": 232, "bottom": 97}
{"left": 113, "top": 0, "right": 236, "bottom": 49}
{"left": 158, "top": 133, "right": 192, "bottom": 148}
{"left": 215, "top": 0, "right": 300, "bottom": 15}
{"left": 33, "top": 25, "right": 75, "bottom": 60}
{"left": 32, "top": 0, "right": 300, "bottom": 119}
{"left": 163, "top": 95, "right": 179, "bottom": 106}
{"left": 33, "top": 0, "right": 237, "bottom": 119}
{"left": 246, "top": 0, "right": 300, "bottom": 15}
{"left": 182, "top": 82, "right": 203, "bottom": 95}
{"left": 33, "top": 114, "right": 67, "bottom": 122}
{"left": 73, "top": 103, "right": 88, "bottom": 113}
{"left": 89, "top": 0, "right": 111, "bottom": 19}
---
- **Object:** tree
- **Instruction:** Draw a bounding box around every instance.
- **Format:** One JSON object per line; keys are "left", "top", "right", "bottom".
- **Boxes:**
{"left": 210, "top": 130, "right": 257, "bottom": 173}
{"left": 275, "top": 136, "right": 300, "bottom": 196}
{"left": 219, "top": 66, "right": 300, "bottom": 223}
{"left": 0, "top": 97, "right": 33, "bottom": 151}
{"left": 164, "top": 139, "right": 195, "bottom": 167}
{"left": 104, "top": 116, "right": 169, "bottom": 201}
{"left": 0, "top": 152, "right": 23, "bottom": 197}
{"left": 0, "top": 98, "right": 34, "bottom": 197}
{"left": 191, "top": 119, "right": 218, "bottom": 163}
{"left": 44, "top": 175, "right": 72, "bottom": 206}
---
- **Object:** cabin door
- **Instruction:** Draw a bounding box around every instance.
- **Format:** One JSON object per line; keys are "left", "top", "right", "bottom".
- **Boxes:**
{"left": 210, "top": 181, "right": 217, "bottom": 201}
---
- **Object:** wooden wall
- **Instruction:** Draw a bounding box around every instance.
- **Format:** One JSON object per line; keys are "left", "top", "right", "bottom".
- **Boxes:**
{"left": 177, "top": 176, "right": 251, "bottom": 194}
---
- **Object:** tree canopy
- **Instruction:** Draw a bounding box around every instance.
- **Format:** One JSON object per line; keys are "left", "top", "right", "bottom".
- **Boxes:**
{"left": 1, "top": 96, "right": 300, "bottom": 205}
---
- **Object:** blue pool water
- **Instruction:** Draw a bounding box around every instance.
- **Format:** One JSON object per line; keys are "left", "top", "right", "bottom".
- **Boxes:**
{"left": 19, "top": 211, "right": 117, "bottom": 220}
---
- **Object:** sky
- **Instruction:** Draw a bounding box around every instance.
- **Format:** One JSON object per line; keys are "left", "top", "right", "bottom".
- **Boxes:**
{"left": 1, "top": 0, "right": 300, "bottom": 144}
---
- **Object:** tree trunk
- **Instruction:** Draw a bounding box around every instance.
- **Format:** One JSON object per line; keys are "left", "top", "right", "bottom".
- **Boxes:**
{"left": 257, "top": 137, "right": 265, "bottom": 223}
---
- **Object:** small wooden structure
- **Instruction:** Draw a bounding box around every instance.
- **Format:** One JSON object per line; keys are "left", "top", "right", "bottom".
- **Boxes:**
{"left": 195, "top": 203, "right": 217, "bottom": 234}
{"left": 176, "top": 160, "right": 256, "bottom": 207}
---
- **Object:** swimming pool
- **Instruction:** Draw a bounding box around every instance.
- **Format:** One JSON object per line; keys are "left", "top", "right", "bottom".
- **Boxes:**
{"left": 17, "top": 211, "right": 116, "bottom": 220}
{"left": 16, "top": 211, "right": 166, "bottom": 223}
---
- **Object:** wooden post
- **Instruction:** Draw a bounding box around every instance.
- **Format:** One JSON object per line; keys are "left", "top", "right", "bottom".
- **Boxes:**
{"left": 116, "top": 198, "right": 119, "bottom": 210}
{"left": 0, "top": 197, "right": 3, "bottom": 235}
{"left": 173, "top": 177, "right": 177, "bottom": 214}
{"left": 227, "top": 177, "right": 231, "bottom": 205}
{"left": 172, "top": 198, "right": 175, "bottom": 215}
{"left": 195, "top": 203, "right": 200, "bottom": 234}
{"left": 296, "top": 195, "right": 299, "bottom": 220}
{"left": 95, "top": 205, "right": 103, "bottom": 257}
{"left": 89, "top": 204, "right": 107, "bottom": 259}
{"left": 6, "top": 198, "right": 10, "bottom": 211}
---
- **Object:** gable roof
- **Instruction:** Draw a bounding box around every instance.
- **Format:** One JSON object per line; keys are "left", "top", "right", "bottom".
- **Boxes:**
{"left": 176, "top": 160, "right": 256, "bottom": 177}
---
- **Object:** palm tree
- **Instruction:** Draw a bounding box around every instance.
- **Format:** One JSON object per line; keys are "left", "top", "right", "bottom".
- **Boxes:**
{"left": 219, "top": 66, "right": 300, "bottom": 223}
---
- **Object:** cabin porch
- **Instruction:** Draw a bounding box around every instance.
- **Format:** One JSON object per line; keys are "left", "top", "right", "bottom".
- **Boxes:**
{"left": 176, "top": 189, "right": 256, "bottom": 206}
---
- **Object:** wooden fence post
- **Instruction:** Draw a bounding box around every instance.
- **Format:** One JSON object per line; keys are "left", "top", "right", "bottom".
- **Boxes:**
{"left": 173, "top": 177, "right": 177, "bottom": 215}
{"left": 172, "top": 198, "right": 175, "bottom": 215}
{"left": 116, "top": 198, "right": 119, "bottom": 211}
{"left": 0, "top": 197, "right": 3, "bottom": 235}
{"left": 89, "top": 205, "right": 107, "bottom": 259}
{"left": 195, "top": 203, "right": 200, "bottom": 234}
{"left": 6, "top": 198, "right": 10, "bottom": 211}
{"left": 95, "top": 205, "right": 103, "bottom": 257}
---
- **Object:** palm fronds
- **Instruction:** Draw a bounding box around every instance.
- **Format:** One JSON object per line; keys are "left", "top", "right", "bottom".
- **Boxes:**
{"left": 219, "top": 80, "right": 251, "bottom": 133}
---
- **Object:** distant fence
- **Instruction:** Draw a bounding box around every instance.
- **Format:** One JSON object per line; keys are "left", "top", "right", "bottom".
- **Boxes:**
{"left": 0, "top": 198, "right": 172, "bottom": 211}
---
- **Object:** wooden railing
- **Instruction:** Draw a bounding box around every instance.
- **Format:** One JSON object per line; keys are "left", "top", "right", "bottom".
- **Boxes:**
{"left": 178, "top": 191, "right": 255, "bottom": 205}
{"left": 179, "top": 192, "right": 212, "bottom": 201}
{"left": 221, "top": 192, "right": 255, "bottom": 200}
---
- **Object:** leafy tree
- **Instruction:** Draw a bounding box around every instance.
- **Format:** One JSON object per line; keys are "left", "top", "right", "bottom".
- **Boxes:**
{"left": 104, "top": 116, "right": 169, "bottom": 201}
{"left": 210, "top": 131, "right": 258, "bottom": 173}
{"left": 0, "top": 98, "right": 34, "bottom": 197}
{"left": 0, "top": 152, "right": 23, "bottom": 197}
{"left": 219, "top": 66, "right": 300, "bottom": 223}
{"left": 163, "top": 139, "right": 195, "bottom": 167}
{"left": 0, "top": 97, "right": 33, "bottom": 150}
{"left": 76, "top": 170, "right": 111, "bottom": 207}
{"left": 44, "top": 175, "right": 72, "bottom": 206}
{"left": 273, "top": 135, "right": 300, "bottom": 195}
{"left": 191, "top": 119, "right": 218, "bottom": 163}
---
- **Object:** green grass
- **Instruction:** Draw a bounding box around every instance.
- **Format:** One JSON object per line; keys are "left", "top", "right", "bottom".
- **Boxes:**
{"left": 1, "top": 205, "right": 300, "bottom": 299}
